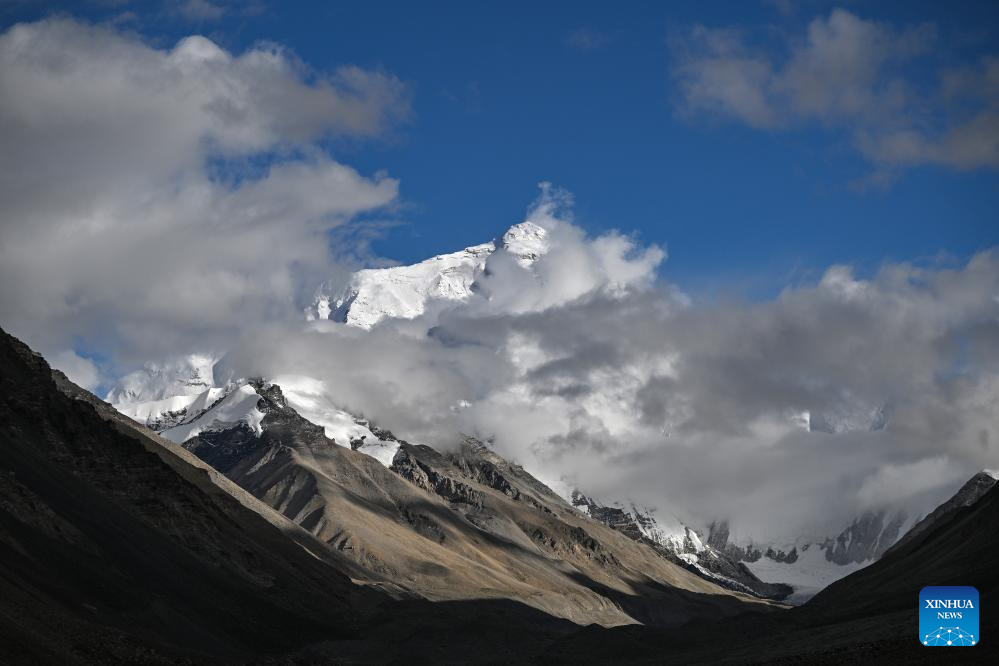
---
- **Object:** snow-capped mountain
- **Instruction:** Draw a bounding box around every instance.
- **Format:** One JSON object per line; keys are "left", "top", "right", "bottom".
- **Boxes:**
{"left": 572, "top": 489, "right": 929, "bottom": 603}
{"left": 792, "top": 403, "right": 889, "bottom": 434}
{"left": 306, "top": 221, "right": 549, "bottom": 328}
{"left": 107, "top": 370, "right": 765, "bottom": 625}
{"left": 120, "top": 375, "right": 402, "bottom": 469}
{"left": 115, "top": 383, "right": 229, "bottom": 431}
{"left": 114, "top": 361, "right": 794, "bottom": 601}
{"left": 101, "top": 220, "right": 986, "bottom": 605}
{"left": 570, "top": 491, "right": 791, "bottom": 599}
{"left": 706, "top": 510, "right": 915, "bottom": 603}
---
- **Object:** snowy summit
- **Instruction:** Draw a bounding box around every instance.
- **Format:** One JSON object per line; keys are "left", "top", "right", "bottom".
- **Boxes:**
{"left": 308, "top": 221, "right": 550, "bottom": 328}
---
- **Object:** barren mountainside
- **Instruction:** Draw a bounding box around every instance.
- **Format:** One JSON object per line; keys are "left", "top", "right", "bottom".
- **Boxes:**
{"left": 161, "top": 375, "right": 772, "bottom": 626}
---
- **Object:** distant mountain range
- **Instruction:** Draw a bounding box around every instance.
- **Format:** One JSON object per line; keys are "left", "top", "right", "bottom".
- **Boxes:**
{"left": 3, "top": 325, "right": 995, "bottom": 663}
{"left": 111, "top": 369, "right": 771, "bottom": 626}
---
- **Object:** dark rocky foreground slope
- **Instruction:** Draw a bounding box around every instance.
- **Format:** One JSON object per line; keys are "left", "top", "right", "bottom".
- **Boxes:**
{"left": 0, "top": 328, "right": 379, "bottom": 663}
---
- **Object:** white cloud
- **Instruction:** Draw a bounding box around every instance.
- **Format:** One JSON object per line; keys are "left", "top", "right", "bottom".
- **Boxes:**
{"left": 855, "top": 457, "right": 966, "bottom": 509}
{"left": 673, "top": 9, "right": 999, "bottom": 171}
{"left": 217, "top": 188, "right": 999, "bottom": 541}
{"left": 467, "top": 184, "right": 665, "bottom": 316}
{"left": 0, "top": 17, "right": 407, "bottom": 364}
{"left": 48, "top": 350, "right": 102, "bottom": 391}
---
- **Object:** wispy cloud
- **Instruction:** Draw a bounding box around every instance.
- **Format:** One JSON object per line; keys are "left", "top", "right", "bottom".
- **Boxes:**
{"left": 566, "top": 27, "right": 611, "bottom": 52}
{"left": 177, "top": 0, "right": 226, "bottom": 21}
{"left": 220, "top": 185, "right": 999, "bottom": 541}
{"left": 174, "top": 0, "right": 267, "bottom": 22}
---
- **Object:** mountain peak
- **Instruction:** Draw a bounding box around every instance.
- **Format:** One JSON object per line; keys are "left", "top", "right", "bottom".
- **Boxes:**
{"left": 499, "top": 221, "right": 549, "bottom": 266}
{"left": 308, "top": 220, "right": 552, "bottom": 328}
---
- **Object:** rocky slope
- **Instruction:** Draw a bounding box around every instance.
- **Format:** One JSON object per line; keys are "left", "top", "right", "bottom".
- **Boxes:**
{"left": 110, "top": 353, "right": 955, "bottom": 606}
{"left": 571, "top": 492, "right": 792, "bottom": 600}
{"left": 155, "top": 376, "right": 771, "bottom": 627}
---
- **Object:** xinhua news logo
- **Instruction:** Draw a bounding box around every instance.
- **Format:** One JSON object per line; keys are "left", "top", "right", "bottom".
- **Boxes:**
{"left": 920, "top": 586, "right": 979, "bottom": 646}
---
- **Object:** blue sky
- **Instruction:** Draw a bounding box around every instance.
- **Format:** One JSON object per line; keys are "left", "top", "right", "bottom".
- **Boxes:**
{"left": 4, "top": 0, "right": 998, "bottom": 298}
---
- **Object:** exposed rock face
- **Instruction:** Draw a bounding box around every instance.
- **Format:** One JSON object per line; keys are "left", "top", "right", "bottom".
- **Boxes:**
{"left": 709, "top": 510, "right": 910, "bottom": 568}
{"left": 572, "top": 493, "right": 644, "bottom": 541}
{"left": 707, "top": 521, "right": 799, "bottom": 564}
{"left": 391, "top": 444, "right": 488, "bottom": 509}
{"left": 822, "top": 509, "right": 907, "bottom": 565}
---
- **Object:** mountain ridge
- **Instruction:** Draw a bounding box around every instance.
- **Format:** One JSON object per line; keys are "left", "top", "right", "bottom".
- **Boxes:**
{"left": 154, "top": 373, "right": 774, "bottom": 626}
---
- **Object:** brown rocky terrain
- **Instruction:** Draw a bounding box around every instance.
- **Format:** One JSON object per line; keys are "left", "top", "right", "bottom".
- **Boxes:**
{"left": 178, "top": 378, "right": 771, "bottom": 627}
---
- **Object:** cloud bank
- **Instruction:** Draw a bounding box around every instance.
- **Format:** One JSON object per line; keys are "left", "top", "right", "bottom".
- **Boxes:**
{"left": 672, "top": 8, "right": 999, "bottom": 173}
{"left": 0, "top": 17, "right": 407, "bottom": 373}
{"left": 219, "top": 186, "right": 999, "bottom": 541}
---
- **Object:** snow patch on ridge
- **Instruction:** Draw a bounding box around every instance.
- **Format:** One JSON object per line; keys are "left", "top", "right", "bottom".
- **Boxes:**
{"left": 162, "top": 384, "right": 265, "bottom": 443}
{"left": 115, "top": 385, "right": 230, "bottom": 427}
{"left": 116, "top": 393, "right": 199, "bottom": 426}
{"left": 271, "top": 374, "right": 400, "bottom": 467}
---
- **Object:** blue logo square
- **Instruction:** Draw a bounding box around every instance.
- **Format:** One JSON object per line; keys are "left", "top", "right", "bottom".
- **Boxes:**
{"left": 920, "top": 586, "right": 979, "bottom": 646}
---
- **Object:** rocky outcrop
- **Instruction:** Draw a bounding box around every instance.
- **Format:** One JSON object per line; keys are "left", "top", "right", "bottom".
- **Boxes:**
{"left": 391, "top": 445, "right": 486, "bottom": 509}
{"left": 706, "top": 521, "right": 799, "bottom": 564}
